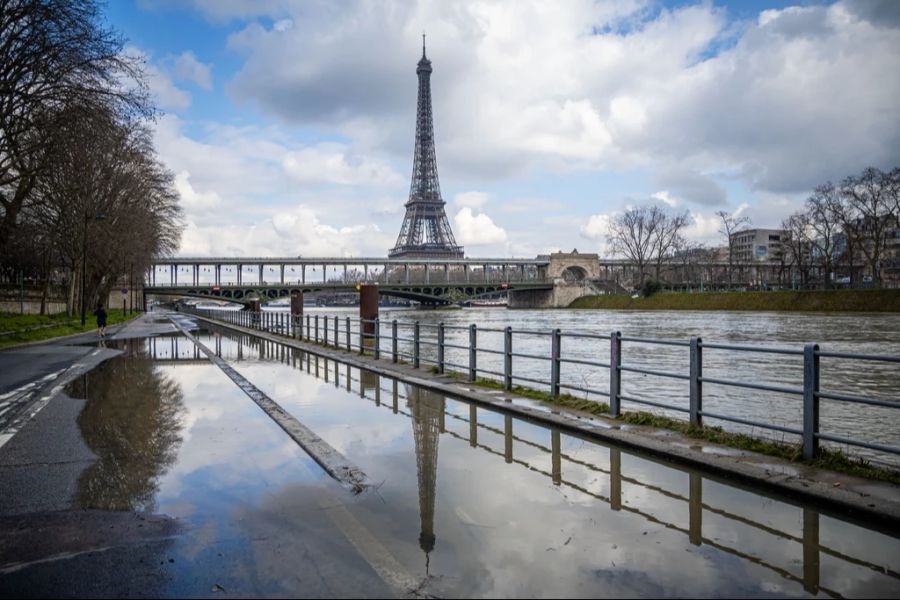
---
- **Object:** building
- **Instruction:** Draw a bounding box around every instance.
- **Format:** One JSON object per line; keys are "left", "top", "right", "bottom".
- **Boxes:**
{"left": 730, "top": 229, "right": 786, "bottom": 263}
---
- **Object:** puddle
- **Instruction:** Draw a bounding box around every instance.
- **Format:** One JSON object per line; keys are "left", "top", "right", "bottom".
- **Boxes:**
{"left": 187, "top": 326, "right": 900, "bottom": 598}
{"left": 31, "top": 326, "right": 900, "bottom": 597}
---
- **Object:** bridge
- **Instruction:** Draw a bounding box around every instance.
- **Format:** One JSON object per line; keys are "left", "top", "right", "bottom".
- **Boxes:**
{"left": 140, "top": 251, "right": 801, "bottom": 307}
{"left": 142, "top": 252, "right": 604, "bottom": 306}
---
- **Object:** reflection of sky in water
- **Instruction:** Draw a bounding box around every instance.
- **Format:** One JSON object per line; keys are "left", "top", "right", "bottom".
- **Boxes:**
{"left": 159, "top": 329, "right": 900, "bottom": 599}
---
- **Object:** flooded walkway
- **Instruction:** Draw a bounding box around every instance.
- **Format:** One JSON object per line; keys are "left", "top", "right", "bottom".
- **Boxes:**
{"left": 1, "top": 314, "right": 899, "bottom": 597}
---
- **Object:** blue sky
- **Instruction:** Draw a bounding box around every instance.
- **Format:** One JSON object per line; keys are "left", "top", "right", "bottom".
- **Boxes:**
{"left": 101, "top": 0, "right": 900, "bottom": 258}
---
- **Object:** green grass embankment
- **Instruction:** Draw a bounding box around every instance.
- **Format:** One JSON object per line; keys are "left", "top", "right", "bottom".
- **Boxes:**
{"left": 569, "top": 289, "right": 900, "bottom": 312}
{"left": 0, "top": 309, "right": 139, "bottom": 349}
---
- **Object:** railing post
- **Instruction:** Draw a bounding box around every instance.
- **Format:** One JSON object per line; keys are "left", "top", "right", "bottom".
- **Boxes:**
{"left": 609, "top": 331, "right": 621, "bottom": 416}
{"left": 306, "top": 314, "right": 310, "bottom": 339}
{"left": 550, "top": 329, "right": 561, "bottom": 398}
{"left": 504, "top": 326, "right": 513, "bottom": 390}
{"left": 392, "top": 320, "right": 398, "bottom": 363}
{"left": 803, "top": 343, "right": 820, "bottom": 460}
{"left": 690, "top": 336, "right": 703, "bottom": 427}
{"left": 413, "top": 321, "right": 420, "bottom": 368}
{"left": 437, "top": 322, "right": 445, "bottom": 373}
{"left": 358, "top": 318, "right": 364, "bottom": 355}
{"left": 334, "top": 316, "right": 339, "bottom": 348}
{"left": 324, "top": 315, "right": 329, "bottom": 345}
{"left": 469, "top": 324, "right": 477, "bottom": 382}
{"left": 346, "top": 317, "right": 351, "bottom": 351}
{"left": 315, "top": 314, "right": 319, "bottom": 343}
{"left": 374, "top": 318, "right": 381, "bottom": 360}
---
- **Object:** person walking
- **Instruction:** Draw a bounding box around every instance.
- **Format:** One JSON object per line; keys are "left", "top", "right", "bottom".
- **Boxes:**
{"left": 94, "top": 303, "right": 108, "bottom": 338}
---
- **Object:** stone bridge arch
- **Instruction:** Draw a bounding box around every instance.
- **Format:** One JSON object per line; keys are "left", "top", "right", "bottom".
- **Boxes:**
{"left": 547, "top": 250, "right": 600, "bottom": 280}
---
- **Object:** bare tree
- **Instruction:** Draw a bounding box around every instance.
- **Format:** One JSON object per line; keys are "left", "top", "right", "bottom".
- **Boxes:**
{"left": 841, "top": 167, "right": 893, "bottom": 287}
{"left": 650, "top": 209, "right": 689, "bottom": 280}
{"left": 607, "top": 205, "right": 687, "bottom": 286}
{"left": 607, "top": 206, "right": 660, "bottom": 286}
{"left": 781, "top": 212, "right": 812, "bottom": 288}
{"left": 805, "top": 182, "right": 842, "bottom": 288}
{"left": 0, "top": 0, "right": 148, "bottom": 254}
{"left": 30, "top": 100, "right": 181, "bottom": 315}
{"left": 716, "top": 210, "right": 751, "bottom": 286}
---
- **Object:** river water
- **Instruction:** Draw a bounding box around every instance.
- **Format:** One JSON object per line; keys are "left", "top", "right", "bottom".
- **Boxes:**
{"left": 56, "top": 323, "right": 900, "bottom": 597}
{"left": 246, "top": 306, "right": 900, "bottom": 467}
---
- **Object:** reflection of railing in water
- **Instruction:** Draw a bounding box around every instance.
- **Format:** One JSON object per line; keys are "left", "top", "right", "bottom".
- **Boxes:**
{"left": 171, "top": 328, "right": 898, "bottom": 597}
{"left": 187, "top": 308, "right": 900, "bottom": 466}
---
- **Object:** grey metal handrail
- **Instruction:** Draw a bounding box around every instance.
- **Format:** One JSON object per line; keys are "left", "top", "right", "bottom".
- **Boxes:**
{"left": 185, "top": 307, "right": 900, "bottom": 463}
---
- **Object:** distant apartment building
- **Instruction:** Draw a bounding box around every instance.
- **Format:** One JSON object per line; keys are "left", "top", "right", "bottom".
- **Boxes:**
{"left": 730, "top": 229, "right": 786, "bottom": 263}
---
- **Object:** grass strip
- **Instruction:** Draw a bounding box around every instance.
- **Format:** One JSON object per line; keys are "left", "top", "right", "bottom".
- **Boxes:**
{"left": 0, "top": 309, "right": 139, "bottom": 348}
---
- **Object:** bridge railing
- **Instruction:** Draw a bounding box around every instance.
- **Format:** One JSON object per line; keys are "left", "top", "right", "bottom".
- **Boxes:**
{"left": 184, "top": 307, "right": 900, "bottom": 467}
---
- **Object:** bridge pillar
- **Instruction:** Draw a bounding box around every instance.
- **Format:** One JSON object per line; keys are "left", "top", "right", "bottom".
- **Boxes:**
{"left": 290, "top": 291, "right": 303, "bottom": 320}
{"left": 280, "top": 265, "right": 285, "bottom": 284}
{"left": 359, "top": 284, "right": 379, "bottom": 343}
{"left": 258, "top": 264, "right": 263, "bottom": 285}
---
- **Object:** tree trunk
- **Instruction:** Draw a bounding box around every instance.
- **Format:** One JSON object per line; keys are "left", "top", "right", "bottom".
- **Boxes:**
{"left": 66, "top": 266, "right": 77, "bottom": 317}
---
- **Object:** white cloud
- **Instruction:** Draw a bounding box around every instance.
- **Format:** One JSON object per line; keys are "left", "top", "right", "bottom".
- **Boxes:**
{"left": 282, "top": 144, "right": 402, "bottom": 186}
{"left": 171, "top": 51, "right": 213, "bottom": 90}
{"left": 683, "top": 211, "right": 722, "bottom": 245}
{"left": 454, "top": 191, "right": 491, "bottom": 209}
{"left": 579, "top": 214, "right": 611, "bottom": 242}
{"left": 651, "top": 190, "right": 678, "bottom": 207}
{"left": 174, "top": 171, "right": 222, "bottom": 211}
{"left": 454, "top": 207, "right": 507, "bottom": 245}
{"left": 180, "top": 206, "right": 393, "bottom": 257}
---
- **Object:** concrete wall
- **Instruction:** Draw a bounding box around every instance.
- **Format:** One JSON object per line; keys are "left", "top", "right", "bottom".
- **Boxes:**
{"left": 508, "top": 282, "right": 593, "bottom": 309}
{"left": 0, "top": 301, "right": 67, "bottom": 315}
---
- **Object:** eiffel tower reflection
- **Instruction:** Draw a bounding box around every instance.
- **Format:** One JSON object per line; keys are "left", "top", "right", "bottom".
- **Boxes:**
{"left": 407, "top": 384, "right": 445, "bottom": 574}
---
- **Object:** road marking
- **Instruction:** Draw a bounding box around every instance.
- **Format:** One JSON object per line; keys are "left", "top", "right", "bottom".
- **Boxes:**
{"left": 0, "top": 352, "right": 103, "bottom": 451}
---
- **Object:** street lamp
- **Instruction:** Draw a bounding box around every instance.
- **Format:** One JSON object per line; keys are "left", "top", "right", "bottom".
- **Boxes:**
{"left": 80, "top": 212, "right": 106, "bottom": 326}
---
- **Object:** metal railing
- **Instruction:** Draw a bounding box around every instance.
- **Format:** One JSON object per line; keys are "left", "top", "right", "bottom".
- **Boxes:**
{"left": 185, "top": 307, "right": 900, "bottom": 464}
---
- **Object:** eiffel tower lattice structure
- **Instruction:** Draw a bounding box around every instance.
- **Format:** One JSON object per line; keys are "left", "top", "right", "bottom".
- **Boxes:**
{"left": 390, "top": 37, "right": 464, "bottom": 259}
{"left": 408, "top": 386, "right": 444, "bottom": 572}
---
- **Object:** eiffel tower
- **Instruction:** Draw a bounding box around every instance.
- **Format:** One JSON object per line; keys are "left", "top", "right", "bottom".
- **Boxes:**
{"left": 390, "top": 37, "right": 464, "bottom": 259}
{"left": 408, "top": 385, "right": 444, "bottom": 573}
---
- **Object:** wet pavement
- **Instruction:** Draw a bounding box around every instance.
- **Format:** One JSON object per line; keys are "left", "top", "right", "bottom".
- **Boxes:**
{"left": 1, "top": 313, "right": 899, "bottom": 597}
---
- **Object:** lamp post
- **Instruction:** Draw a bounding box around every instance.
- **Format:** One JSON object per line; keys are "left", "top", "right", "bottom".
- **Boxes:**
{"left": 80, "top": 212, "right": 106, "bottom": 326}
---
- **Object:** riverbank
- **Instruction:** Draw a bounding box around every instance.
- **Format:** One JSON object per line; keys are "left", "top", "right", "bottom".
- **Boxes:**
{"left": 569, "top": 288, "right": 900, "bottom": 312}
{"left": 0, "top": 309, "right": 140, "bottom": 349}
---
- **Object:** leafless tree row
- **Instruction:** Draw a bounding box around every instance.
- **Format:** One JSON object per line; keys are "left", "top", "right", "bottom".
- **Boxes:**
{"left": 781, "top": 167, "right": 900, "bottom": 288}
{"left": 0, "top": 0, "right": 183, "bottom": 314}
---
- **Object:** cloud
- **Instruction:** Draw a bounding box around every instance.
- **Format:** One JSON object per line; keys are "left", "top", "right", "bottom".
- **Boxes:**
{"left": 454, "top": 191, "right": 491, "bottom": 209}
{"left": 180, "top": 206, "right": 393, "bottom": 257}
{"left": 651, "top": 190, "right": 678, "bottom": 208}
{"left": 654, "top": 169, "right": 726, "bottom": 207}
{"left": 579, "top": 214, "right": 611, "bottom": 241}
{"left": 170, "top": 51, "right": 213, "bottom": 90}
{"left": 217, "top": 0, "right": 899, "bottom": 196}
{"left": 282, "top": 144, "right": 403, "bottom": 186}
{"left": 454, "top": 207, "right": 507, "bottom": 245}
{"left": 174, "top": 171, "right": 222, "bottom": 211}
{"left": 125, "top": 46, "right": 192, "bottom": 111}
